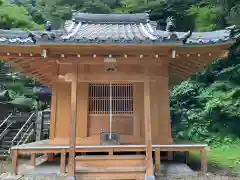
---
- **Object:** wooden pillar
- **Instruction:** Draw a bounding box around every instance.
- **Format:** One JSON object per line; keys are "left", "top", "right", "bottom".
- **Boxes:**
{"left": 155, "top": 149, "right": 161, "bottom": 171}
{"left": 201, "top": 147, "right": 207, "bottom": 173}
{"left": 167, "top": 152, "right": 173, "bottom": 161}
{"left": 60, "top": 149, "right": 66, "bottom": 174}
{"left": 44, "top": 153, "right": 54, "bottom": 162}
{"left": 30, "top": 153, "right": 36, "bottom": 167}
{"left": 185, "top": 151, "right": 189, "bottom": 164}
{"left": 144, "top": 79, "right": 155, "bottom": 179}
{"left": 11, "top": 149, "right": 18, "bottom": 175}
{"left": 68, "top": 66, "right": 78, "bottom": 179}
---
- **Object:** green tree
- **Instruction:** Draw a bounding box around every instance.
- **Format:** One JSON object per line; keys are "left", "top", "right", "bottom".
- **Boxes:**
{"left": 0, "top": 1, "right": 42, "bottom": 29}
{"left": 188, "top": 5, "right": 221, "bottom": 31}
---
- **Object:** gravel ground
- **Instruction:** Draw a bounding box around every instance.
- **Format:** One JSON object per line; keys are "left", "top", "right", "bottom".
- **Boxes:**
{"left": 0, "top": 173, "right": 240, "bottom": 180}
{"left": 1, "top": 161, "right": 240, "bottom": 180}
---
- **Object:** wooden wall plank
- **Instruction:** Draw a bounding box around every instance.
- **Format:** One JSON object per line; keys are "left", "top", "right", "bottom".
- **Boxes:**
{"left": 55, "top": 83, "right": 71, "bottom": 138}
{"left": 77, "top": 82, "right": 89, "bottom": 138}
{"left": 133, "top": 83, "right": 143, "bottom": 138}
{"left": 49, "top": 83, "right": 57, "bottom": 139}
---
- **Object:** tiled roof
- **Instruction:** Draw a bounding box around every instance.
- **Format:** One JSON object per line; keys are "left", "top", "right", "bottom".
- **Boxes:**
{"left": 0, "top": 12, "right": 236, "bottom": 45}
{"left": 61, "top": 20, "right": 160, "bottom": 43}
{"left": 154, "top": 30, "right": 231, "bottom": 44}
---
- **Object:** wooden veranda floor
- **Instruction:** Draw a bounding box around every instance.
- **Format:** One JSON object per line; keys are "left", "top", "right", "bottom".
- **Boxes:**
{"left": 17, "top": 158, "right": 194, "bottom": 175}
{"left": 11, "top": 139, "right": 208, "bottom": 177}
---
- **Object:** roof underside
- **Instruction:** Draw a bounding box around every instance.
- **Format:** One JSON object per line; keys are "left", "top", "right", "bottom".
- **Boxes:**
{"left": 0, "top": 43, "right": 231, "bottom": 87}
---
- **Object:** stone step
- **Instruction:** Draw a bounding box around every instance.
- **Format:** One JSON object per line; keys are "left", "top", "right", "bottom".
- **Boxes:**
{"left": 2, "top": 136, "right": 14, "bottom": 141}
{"left": 3, "top": 140, "right": 19, "bottom": 145}
{"left": 0, "top": 113, "right": 39, "bottom": 156}
{"left": 0, "top": 149, "right": 8, "bottom": 155}
{"left": 8, "top": 128, "right": 29, "bottom": 135}
{"left": 8, "top": 129, "right": 21, "bottom": 133}
{"left": 0, "top": 144, "right": 11, "bottom": 149}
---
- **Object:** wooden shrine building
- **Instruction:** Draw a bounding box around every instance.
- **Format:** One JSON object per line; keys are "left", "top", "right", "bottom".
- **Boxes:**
{"left": 0, "top": 12, "right": 237, "bottom": 180}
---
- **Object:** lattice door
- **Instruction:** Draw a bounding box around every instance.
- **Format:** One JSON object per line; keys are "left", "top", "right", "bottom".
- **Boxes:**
{"left": 88, "top": 84, "right": 134, "bottom": 137}
{"left": 88, "top": 84, "right": 133, "bottom": 115}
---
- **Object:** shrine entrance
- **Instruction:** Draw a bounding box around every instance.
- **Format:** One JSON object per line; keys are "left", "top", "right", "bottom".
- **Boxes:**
{"left": 88, "top": 83, "right": 134, "bottom": 141}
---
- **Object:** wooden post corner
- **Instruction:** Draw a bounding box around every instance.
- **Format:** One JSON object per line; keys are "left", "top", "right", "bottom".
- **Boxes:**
{"left": 11, "top": 149, "right": 18, "bottom": 175}
{"left": 60, "top": 149, "right": 66, "bottom": 174}
{"left": 201, "top": 147, "right": 207, "bottom": 173}
{"left": 68, "top": 65, "right": 78, "bottom": 178}
{"left": 30, "top": 153, "right": 36, "bottom": 167}
{"left": 144, "top": 79, "right": 154, "bottom": 178}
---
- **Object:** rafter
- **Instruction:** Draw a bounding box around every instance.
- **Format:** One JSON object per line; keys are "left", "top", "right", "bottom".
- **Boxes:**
{"left": 169, "top": 63, "right": 196, "bottom": 74}
{"left": 7, "top": 61, "right": 52, "bottom": 85}
{"left": 169, "top": 65, "right": 192, "bottom": 76}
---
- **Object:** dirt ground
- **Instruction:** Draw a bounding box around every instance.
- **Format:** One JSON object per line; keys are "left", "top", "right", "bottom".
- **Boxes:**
{"left": 1, "top": 160, "right": 240, "bottom": 180}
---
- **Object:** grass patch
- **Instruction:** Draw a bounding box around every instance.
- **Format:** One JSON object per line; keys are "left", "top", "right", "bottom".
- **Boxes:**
{"left": 190, "top": 143, "right": 240, "bottom": 176}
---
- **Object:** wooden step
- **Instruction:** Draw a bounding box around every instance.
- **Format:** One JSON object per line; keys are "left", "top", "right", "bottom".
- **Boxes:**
{"left": 76, "top": 155, "right": 145, "bottom": 160}
{"left": 76, "top": 166, "right": 146, "bottom": 180}
{"left": 77, "top": 172, "right": 145, "bottom": 180}
{"left": 73, "top": 155, "right": 146, "bottom": 180}
{"left": 75, "top": 155, "right": 145, "bottom": 167}
{"left": 76, "top": 166, "right": 146, "bottom": 172}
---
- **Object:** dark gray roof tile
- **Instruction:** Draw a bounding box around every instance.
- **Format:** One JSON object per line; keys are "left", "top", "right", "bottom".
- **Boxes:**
{"left": 0, "top": 12, "right": 235, "bottom": 45}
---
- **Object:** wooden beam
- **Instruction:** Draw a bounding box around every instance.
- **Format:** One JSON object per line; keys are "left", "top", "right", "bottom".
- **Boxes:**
{"left": 0, "top": 45, "right": 42, "bottom": 54}
{"left": 67, "top": 65, "right": 78, "bottom": 178}
{"left": 175, "top": 45, "right": 230, "bottom": 54}
{"left": 46, "top": 44, "right": 173, "bottom": 55}
{"left": 56, "top": 57, "right": 165, "bottom": 65}
{"left": 144, "top": 79, "right": 154, "bottom": 178}
{"left": 57, "top": 73, "right": 150, "bottom": 83}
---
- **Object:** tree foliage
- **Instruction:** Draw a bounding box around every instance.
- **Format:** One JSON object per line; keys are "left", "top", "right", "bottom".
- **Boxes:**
{"left": 5, "top": 0, "right": 240, "bottom": 30}
{"left": 0, "top": 0, "right": 42, "bottom": 29}
{"left": 170, "top": 50, "right": 240, "bottom": 145}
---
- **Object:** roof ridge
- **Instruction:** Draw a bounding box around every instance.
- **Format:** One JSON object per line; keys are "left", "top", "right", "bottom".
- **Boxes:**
{"left": 72, "top": 12, "right": 150, "bottom": 24}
